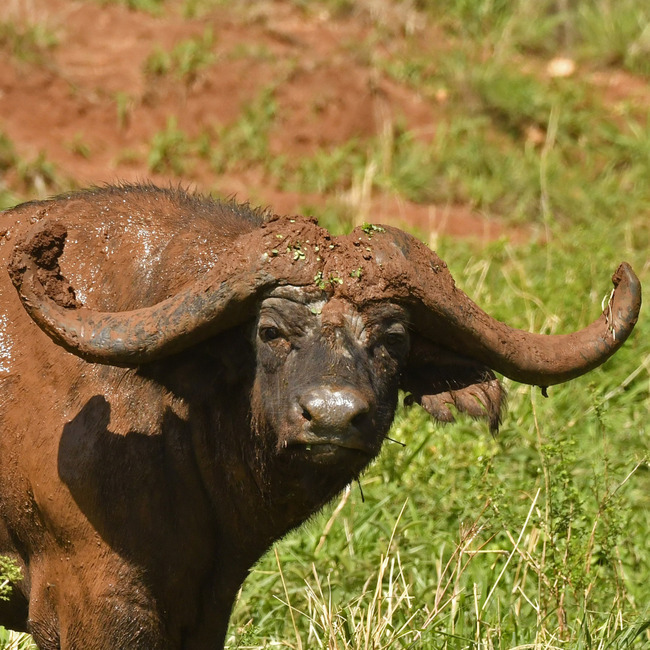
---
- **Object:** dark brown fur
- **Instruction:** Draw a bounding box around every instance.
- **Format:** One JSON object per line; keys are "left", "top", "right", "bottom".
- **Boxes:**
{"left": 0, "top": 185, "right": 506, "bottom": 649}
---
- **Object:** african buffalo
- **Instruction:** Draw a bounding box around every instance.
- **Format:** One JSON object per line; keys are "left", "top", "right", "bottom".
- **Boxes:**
{"left": 0, "top": 184, "right": 641, "bottom": 649}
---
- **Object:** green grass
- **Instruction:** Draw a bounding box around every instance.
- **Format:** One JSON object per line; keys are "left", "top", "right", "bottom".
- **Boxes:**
{"left": 93, "top": 0, "right": 165, "bottom": 15}
{"left": 0, "top": 20, "right": 58, "bottom": 64}
{"left": 0, "top": 628, "right": 35, "bottom": 650}
{"left": 148, "top": 117, "right": 194, "bottom": 175}
{"left": 418, "top": 0, "right": 650, "bottom": 76}
{"left": 0, "top": 132, "right": 69, "bottom": 209}
{"left": 208, "top": 87, "right": 279, "bottom": 174}
{"left": 0, "top": 132, "right": 18, "bottom": 210}
{"left": 145, "top": 88, "right": 279, "bottom": 178}
{"left": 143, "top": 27, "right": 217, "bottom": 84}
{"left": 0, "top": 558, "right": 22, "bottom": 602}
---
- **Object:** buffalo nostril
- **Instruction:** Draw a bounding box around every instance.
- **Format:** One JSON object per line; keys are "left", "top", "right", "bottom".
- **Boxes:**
{"left": 299, "top": 387, "right": 370, "bottom": 432}
{"left": 351, "top": 411, "right": 369, "bottom": 430}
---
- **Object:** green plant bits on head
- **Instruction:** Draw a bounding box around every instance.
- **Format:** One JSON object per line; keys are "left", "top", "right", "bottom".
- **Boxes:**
{"left": 361, "top": 223, "right": 385, "bottom": 237}
{"left": 314, "top": 271, "right": 327, "bottom": 290}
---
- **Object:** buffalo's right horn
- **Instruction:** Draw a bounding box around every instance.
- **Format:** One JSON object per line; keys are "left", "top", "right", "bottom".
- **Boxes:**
{"left": 360, "top": 226, "right": 641, "bottom": 388}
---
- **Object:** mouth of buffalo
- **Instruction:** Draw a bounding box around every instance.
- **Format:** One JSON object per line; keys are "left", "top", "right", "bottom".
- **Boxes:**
{"left": 285, "top": 439, "right": 372, "bottom": 461}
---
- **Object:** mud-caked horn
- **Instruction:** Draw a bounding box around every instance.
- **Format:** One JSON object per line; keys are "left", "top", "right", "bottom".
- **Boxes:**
{"left": 349, "top": 226, "right": 641, "bottom": 387}
{"left": 9, "top": 217, "right": 327, "bottom": 366}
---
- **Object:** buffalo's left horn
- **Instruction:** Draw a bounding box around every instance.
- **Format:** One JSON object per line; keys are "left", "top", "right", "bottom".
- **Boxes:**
{"left": 9, "top": 218, "right": 323, "bottom": 365}
{"left": 370, "top": 227, "right": 641, "bottom": 387}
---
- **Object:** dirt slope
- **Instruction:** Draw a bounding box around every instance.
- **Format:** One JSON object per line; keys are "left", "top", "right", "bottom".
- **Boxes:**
{"left": 0, "top": 0, "right": 504, "bottom": 237}
{"left": 2, "top": 1, "right": 647, "bottom": 238}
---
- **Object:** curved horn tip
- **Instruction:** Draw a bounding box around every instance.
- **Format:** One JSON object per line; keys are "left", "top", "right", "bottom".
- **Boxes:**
{"left": 612, "top": 262, "right": 640, "bottom": 292}
{"left": 609, "top": 261, "right": 642, "bottom": 324}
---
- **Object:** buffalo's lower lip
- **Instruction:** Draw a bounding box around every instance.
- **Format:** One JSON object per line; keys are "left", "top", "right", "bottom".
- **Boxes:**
{"left": 287, "top": 441, "right": 371, "bottom": 461}
{"left": 304, "top": 443, "right": 345, "bottom": 455}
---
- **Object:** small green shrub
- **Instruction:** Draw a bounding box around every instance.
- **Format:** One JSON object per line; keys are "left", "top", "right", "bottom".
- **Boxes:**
{"left": 0, "top": 21, "right": 58, "bottom": 63}
{"left": 148, "top": 117, "right": 193, "bottom": 176}
{"left": 144, "top": 28, "right": 217, "bottom": 84}
{"left": 209, "top": 88, "right": 278, "bottom": 173}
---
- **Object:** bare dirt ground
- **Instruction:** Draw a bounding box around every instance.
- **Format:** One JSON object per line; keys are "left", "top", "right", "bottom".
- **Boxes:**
{"left": 0, "top": 0, "right": 500, "bottom": 238}
{"left": 0, "top": 0, "right": 648, "bottom": 239}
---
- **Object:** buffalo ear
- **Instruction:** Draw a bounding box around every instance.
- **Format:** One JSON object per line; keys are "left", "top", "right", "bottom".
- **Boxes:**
{"left": 402, "top": 334, "right": 506, "bottom": 435}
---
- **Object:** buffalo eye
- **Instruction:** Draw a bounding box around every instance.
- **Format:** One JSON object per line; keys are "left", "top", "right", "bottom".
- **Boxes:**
{"left": 259, "top": 325, "right": 282, "bottom": 343}
{"left": 378, "top": 322, "right": 409, "bottom": 357}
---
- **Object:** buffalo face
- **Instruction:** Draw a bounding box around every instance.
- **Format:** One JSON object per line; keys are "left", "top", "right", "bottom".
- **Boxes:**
{"left": 252, "top": 287, "right": 410, "bottom": 474}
